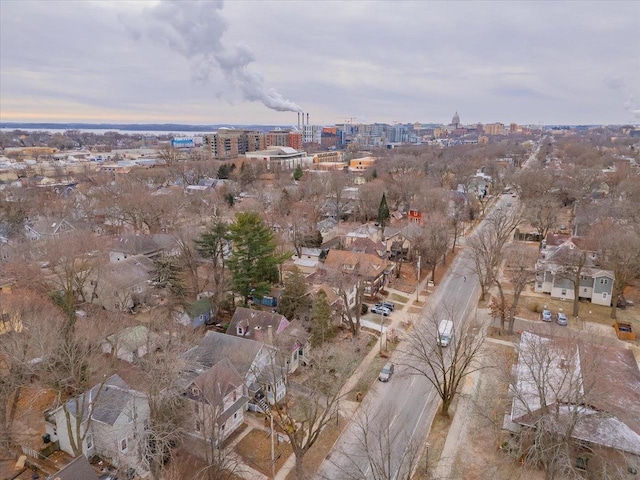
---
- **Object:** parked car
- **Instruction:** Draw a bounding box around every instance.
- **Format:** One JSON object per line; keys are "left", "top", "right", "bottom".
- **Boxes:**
{"left": 371, "top": 305, "right": 391, "bottom": 316}
{"left": 557, "top": 313, "right": 568, "bottom": 326}
{"left": 542, "top": 309, "right": 552, "bottom": 322}
{"left": 378, "top": 362, "right": 394, "bottom": 382}
{"left": 376, "top": 301, "right": 395, "bottom": 311}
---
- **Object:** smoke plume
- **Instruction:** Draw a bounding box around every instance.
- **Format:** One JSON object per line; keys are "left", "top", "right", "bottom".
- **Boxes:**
{"left": 124, "top": 0, "right": 302, "bottom": 113}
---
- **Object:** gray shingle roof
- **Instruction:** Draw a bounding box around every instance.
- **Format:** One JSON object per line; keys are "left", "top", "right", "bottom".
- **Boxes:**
{"left": 46, "top": 455, "right": 99, "bottom": 480}
{"left": 64, "top": 374, "right": 139, "bottom": 426}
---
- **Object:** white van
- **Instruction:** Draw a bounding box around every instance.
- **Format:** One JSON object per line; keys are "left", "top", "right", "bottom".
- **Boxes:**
{"left": 437, "top": 320, "right": 454, "bottom": 347}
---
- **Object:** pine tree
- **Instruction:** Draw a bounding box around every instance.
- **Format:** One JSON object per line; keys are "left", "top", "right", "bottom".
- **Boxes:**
{"left": 277, "top": 268, "right": 310, "bottom": 320}
{"left": 293, "top": 164, "right": 303, "bottom": 181}
{"left": 227, "top": 212, "right": 283, "bottom": 304}
{"left": 377, "top": 192, "right": 391, "bottom": 240}
{"left": 311, "top": 290, "right": 333, "bottom": 346}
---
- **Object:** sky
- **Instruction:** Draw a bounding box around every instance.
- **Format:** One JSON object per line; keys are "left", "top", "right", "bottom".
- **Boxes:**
{"left": 1, "top": 0, "right": 639, "bottom": 127}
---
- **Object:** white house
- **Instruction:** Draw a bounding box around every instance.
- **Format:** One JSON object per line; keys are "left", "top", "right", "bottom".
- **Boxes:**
{"left": 44, "top": 375, "right": 150, "bottom": 478}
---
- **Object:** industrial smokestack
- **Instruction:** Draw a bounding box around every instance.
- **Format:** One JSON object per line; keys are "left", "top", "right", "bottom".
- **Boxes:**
{"left": 302, "top": 112, "right": 305, "bottom": 128}
{"left": 306, "top": 113, "right": 309, "bottom": 126}
{"left": 297, "top": 112, "right": 300, "bottom": 129}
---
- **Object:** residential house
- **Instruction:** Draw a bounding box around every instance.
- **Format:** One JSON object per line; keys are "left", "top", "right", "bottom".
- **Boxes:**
{"left": 182, "top": 358, "right": 248, "bottom": 443}
{"left": 180, "top": 297, "right": 216, "bottom": 328}
{"left": 347, "top": 237, "right": 386, "bottom": 258}
{"left": 24, "top": 217, "right": 75, "bottom": 241}
{"left": 227, "top": 308, "right": 311, "bottom": 373}
{"left": 505, "top": 332, "right": 640, "bottom": 474}
{"left": 45, "top": 455, "right": 99, "bottom": 480}
{"left": 85, "top": 254, "right": 155, "bottom": 311}
{"left": 344, "top": 223, "right": 381, "bottom": 247}
{"left": 101, "top": 325, "right": 160, "bottom": 363}
{"left": 384, "top": 223, "right": 422, "bottom": 261}
{"left": 323, "top": 249, "right": 393, "bottom": 298}
{"left": 534, "top": 234, "right": 614, "bottom": 306}
{"left": 306, "top": 266, "right": 358, "bottom": 310}
{"left": 182, "top": 332, "right": 286, "bottom": 410}
{"left": 292, "top": 247, "right": 324, "bottom": 274}
{"left": 44, "top": 375, "right": 150, "bottom": 478}
{"left": 109, "top": 235, "right": 162, "bottom": 263}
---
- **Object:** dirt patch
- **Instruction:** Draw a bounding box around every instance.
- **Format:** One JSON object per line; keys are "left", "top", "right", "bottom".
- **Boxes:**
{"left": 235, "top": 429, "right": 292, "bottom": 477}
{"left": 412, "top": 413, "right": 451, "bottom": 480}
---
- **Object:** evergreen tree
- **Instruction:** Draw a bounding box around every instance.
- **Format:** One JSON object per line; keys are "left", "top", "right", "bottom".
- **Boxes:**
{"left": 377, "top": 192, "right": 391, "bottom": 240}
{"left": 227, "top": 211, "right": 283, "bottom": 304}
{"left": 195, "top": 220, "right": 229, "bottom": 270}
{"left": 293, "top": 164, "right": 303, "bottom": 181}
{"left": 277, "top": 269, "right": 311, "bottom": 320}
{"left": 311, "top": 290, "right": 333, "bottom": 346}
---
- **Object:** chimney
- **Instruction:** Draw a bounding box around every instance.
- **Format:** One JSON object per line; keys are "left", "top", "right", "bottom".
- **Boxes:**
{"left": 267, "top": 325, "right": 273, "bottom": 345}
{"left": 302, "top": 112, "right": 305, "bottom": 128}
{"left": 306, "top": 113, "right": 309, "bottom": 126}
{"left": 297, "top": 112, "right": 300, "bottom": 130}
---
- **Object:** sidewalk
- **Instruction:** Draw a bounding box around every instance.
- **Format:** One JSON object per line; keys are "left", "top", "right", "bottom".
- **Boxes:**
{"left": 273, "top": 274, "right": 438, "bottom": 479}
{"left": 432, "top": 307, "right": 493, "bottom": 480}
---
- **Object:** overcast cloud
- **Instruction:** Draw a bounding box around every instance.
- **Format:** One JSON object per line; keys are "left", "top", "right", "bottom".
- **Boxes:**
{"left": 1, "top": 0, "right": 638, "bottom": 126}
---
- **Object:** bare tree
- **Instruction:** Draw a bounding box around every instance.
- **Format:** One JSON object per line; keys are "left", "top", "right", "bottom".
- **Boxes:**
{"left": 326, "top": 403, "right": 421, "bottom": 480}
{"left": 325, "top": 170, "right": 350, "bottom": 222}
{"left": 138, "top": 321, "right": 195, "bottom": 480}
{"left": 524, "top": 196, "right": 560, "bottom": 240}
{"left": 596, "top": 222, "right": 640, "bottom": 319}
{"left": 504, "top": 331, "right": 638, "bottom": 480}
{"left": 262, "top": 345, "right": 358, "bottom": 479}
{"left": 0, "top": 291, "right": 62, "bottom": 452}
{"left": 412, "top": 220, "right": 449, "bottom": 282}
{"left": 467, "top": 209, "right": 521, "bottom": 301}
{"left": 492, "top": 244, "right": 539, "bottom": 334}
{"left": 398, "top": 306, "right": 485, "bottom": 416}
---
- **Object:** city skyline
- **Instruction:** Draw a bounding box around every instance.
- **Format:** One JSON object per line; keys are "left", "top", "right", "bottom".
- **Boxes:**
{"left": 1, "top": 0, "right": 639, "bottom": 126}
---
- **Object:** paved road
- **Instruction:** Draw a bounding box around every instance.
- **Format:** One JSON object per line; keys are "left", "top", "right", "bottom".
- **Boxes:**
{"left": 317, "top": 145, "right": 543, "bottom": 479}
{"left": 318, "top": 234, "right": 486, "bottom": 479}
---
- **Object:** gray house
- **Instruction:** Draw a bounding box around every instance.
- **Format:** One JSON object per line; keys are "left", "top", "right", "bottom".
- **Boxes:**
{"left": 44, "top": 375, "right": 150, "bottom": 478}
{"left": 183, "top": 331, "right": 286, "bottom": 409}
{"left": 534, "top": 235, "right": 614, "bottom": 307}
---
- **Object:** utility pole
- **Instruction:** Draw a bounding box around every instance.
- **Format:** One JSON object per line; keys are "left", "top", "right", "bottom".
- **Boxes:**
{"left": 270, "top": 413, "right": 275, "bottom": 479}
{"left": 416, "top": 255, "right": 421, "bottom": 302}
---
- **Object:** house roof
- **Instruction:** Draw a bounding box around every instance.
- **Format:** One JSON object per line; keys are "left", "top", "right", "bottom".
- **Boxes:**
{"left": 63, "top": 374, "right": 143, "bottom": 426}
{"left": 151, "top": 233, "right": 179, "bottom": 253}
{"left": 348, "top": 237, "right": 385, "bottom": 257}
{"left": 346, "top": 223, "right": 379, "bottom": 239}
{"left": 183, "top": 331, "right": 264, "bottom": 376}
{"left": 227, "top": 308, "right": 290, "bottom": 342}
{"left": 46, "top": 455, "right": 99, "bottom": 480}
{"left": 324, "top": 249, "right": 389, "bottom": 278}
{"left": 105, "top": 325, "right": 159, "bottom": 352}
{"left": 97, "top": 254, "right": 155, "bottom": 291}
{"left": 189, "top": 358, "right": 246, "bottom": 411}
{"left": 28, "top": 217, "right": 75, "bottom": 236}
{"left": 511, "top": 332, "right": 640, "bottom": 455}
{"left": 112, "top": 234, "right": 160, "bottom": 256}
{"left": 188, "top": 297, "right": 214, "bottom": 317}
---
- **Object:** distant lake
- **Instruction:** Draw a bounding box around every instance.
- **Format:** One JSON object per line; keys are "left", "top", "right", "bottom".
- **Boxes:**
{"left": 0, "top": 127, "right": 211, "bottom": 136}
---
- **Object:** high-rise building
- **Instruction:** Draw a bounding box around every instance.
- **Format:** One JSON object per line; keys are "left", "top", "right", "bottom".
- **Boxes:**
{"left": 203, "top": 130, "right": 267, "bottom": 159}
